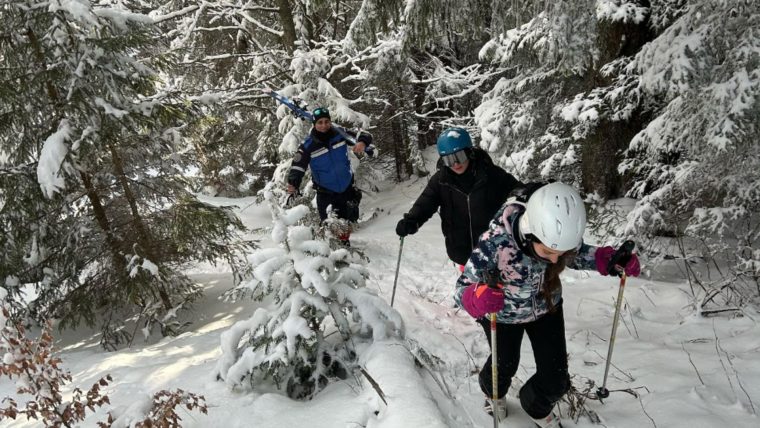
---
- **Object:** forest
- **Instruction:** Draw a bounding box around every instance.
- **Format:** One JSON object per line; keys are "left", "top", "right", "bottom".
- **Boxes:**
{"left": 1, "top": 1, "right": 759, "bottom": 426}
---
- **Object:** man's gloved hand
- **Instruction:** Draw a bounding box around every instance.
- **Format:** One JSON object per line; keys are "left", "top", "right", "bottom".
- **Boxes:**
{"left": 595, "top": 241, "right": 640, "bottom": 277}
{"left": 395, "top": 218, "right": 419, "bottom": 237}
{"left": 356, "top": 131, "right": 374, "bottom": 157}
{"left": 461, "top": 283, "right": 505, "bottom": 318}
{"left": 357, "top": 130, "right": 373, "bottom": 146}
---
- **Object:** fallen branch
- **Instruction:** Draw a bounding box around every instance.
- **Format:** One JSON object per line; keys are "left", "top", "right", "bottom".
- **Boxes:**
{"left": 358, "top": 367, "right": 387, "bottom": 405}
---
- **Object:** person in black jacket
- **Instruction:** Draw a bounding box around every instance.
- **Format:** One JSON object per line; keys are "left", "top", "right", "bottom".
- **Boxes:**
{"left": 395, "top": 127, "right": 522, "bottom": 266}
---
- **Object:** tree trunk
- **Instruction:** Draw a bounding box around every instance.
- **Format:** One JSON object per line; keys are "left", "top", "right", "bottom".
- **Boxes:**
{"left": 79, "top": 171, "right": 128, "bottom": 281}
{"left": 389, "top": 95, "right": 405, "bottom": 182}
{"left": 276, "top": 0, "right": 297, "bottom": 53}
{"left": 108, "top": 144, "right": 173, "bottom": 311}
{"left": 581, "top": 14, "right": 654, "bottom": 198}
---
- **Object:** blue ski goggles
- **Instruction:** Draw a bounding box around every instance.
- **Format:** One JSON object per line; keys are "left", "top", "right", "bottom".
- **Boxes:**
{"left": 441, "top": 150, "right": 469, "bottom": 167}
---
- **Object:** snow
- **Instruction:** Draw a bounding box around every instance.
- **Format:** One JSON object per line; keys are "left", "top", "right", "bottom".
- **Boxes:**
{"left": 48, "top": 0, "right": 98, "bottom": 26}
{"left": 3, "top": 147, "right": 760, "bottom": 427}
{"left": 595, "top": 0, "right": 648, "bottom": 24}
{"left": 94, "top": 7, "right": 154, "bottom": 30}
{"left": 37, "top": 119, "right": 71, "bottom": 199}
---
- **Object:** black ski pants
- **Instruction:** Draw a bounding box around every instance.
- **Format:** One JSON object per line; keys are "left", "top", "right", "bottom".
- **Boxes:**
{"left": 477, "top": 304, "right": 570, "bottom": 420}
{"left": 316, "top": 185, "right": 360, "bottom": 222}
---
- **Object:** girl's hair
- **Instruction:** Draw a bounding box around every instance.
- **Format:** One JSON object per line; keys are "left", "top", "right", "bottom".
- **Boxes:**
{"left": 541, "top": 250, "right": 577, "bottom": 312}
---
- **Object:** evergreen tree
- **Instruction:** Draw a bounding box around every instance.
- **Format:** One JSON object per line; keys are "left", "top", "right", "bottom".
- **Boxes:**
{"left": 475, "top": 0, "right": 634, "bottom": 188}
{"left": 0, "top": 1, "right": 250, "bottom": 348}
{"left": 215, "top": 184, "right": 403, "bottom": 398}
{"left": 150, "top": 0, "right": 293, "bottom": 196}
{"left": 620, "top": 1, "right": 760, "bottom": 305}
{"left": 340, "top": 0, "right": 501, "bottom": 180}
{"left": 152, "top": 0, "right": 374, "bottom": 195}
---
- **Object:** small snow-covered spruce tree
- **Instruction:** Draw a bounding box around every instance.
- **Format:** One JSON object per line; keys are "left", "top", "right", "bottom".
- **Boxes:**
{"left": 215, "top": 185, "right": 403, "bottom": 399}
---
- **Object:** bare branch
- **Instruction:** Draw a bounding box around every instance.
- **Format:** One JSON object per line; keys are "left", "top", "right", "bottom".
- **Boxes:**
{"left": 680, "top": 342, "right": 705, "bottom": 386}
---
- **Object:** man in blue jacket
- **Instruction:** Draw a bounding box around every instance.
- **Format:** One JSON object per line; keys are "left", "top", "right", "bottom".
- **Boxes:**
{"left": 287, "top": 107, "right": 373, "bottom": 244}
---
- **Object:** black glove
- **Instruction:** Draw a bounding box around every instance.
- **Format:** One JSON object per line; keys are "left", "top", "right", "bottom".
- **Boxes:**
{"left": 510, "top": 181, "right": 549, "bottom": 203}
{"left": 357, "top": 131, "right": 374, "bottom": 157}
{"left": 608, "top": 240, "right": 639, "bottom": 277}
{"left": 395, "top": 218, "right": 419, "bottom": 237}
{"left": 357, "top": 130, "right": 373, "bottom": 146}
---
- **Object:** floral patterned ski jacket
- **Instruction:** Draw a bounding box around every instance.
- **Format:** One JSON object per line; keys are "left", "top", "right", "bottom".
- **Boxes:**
{"left": 454, "top": 202, "right": 598, "bottom": 324}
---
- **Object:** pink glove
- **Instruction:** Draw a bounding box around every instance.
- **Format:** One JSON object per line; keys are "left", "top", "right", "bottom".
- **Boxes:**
{"left": 595, "top": 246, "right": 641, "bottom": 277}
{"left": 461, "top": 284, "right": 504, "bottom": 318}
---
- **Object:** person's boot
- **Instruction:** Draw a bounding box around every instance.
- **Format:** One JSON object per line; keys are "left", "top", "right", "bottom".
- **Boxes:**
{"left": 531, "top": 411, "right": 563, "bottom": 428}
{"left": 337, "top": 231, "right": 351, "bottom": 248}
{"left": 483, "top": 397, "right": 507, "bottom": 419}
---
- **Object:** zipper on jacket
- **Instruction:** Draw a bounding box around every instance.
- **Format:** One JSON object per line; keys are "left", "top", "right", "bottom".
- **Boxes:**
{"left": 443, "top": 183, "right": 476, "bottom": 247}
{"left": 467, "top": 194, "right": 474, "bottom": 246}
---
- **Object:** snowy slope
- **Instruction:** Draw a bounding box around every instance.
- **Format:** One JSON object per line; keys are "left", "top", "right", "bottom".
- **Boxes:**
{"left": 2, "top": 149, "right": 759, "bottom": 428}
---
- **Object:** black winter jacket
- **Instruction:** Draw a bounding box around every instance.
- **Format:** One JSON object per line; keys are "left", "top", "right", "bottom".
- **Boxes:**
{"left": 403, "top": 148, "right": 521, "bottom": 265}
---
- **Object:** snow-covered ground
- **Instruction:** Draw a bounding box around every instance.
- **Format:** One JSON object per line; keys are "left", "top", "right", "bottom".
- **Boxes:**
{"left": 2, "top": 150, "right": 759, "bottom": 428}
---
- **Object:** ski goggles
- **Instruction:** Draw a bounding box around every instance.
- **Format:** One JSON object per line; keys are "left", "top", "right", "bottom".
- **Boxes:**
{"left": 441, "top": 150, "right": 469, "bottom": 167}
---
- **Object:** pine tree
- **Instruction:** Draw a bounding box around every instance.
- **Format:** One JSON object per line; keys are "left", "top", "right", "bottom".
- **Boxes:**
{"left": 0, "top": 1, "right": 250, "bottom": 348}
{"left": 215, "top": 184, "right": 403, "bottom": 398}
{"left": 620, "top": 1, "right": 760, "bottom": 305}
{"left": 339, "top": 0, "right": 502, "bottom": 180}
{"left": 149, "top": 0, "right": 293, "bottom": 196}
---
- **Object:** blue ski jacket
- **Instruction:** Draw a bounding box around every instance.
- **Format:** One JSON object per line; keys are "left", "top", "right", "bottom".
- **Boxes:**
{"left": 288, "top": 126, "right": 372, "bottom": 193}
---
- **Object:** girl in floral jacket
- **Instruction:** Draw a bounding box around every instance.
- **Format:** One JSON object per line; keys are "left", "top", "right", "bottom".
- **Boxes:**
{"left": 454, "top": 182, "right": 640, "bottom": 428}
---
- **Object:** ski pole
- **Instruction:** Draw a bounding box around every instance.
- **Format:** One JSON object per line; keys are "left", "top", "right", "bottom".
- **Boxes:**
{"left": 485, "top": 269, "right": 500, "bottom": 426}
{"left": 490, "top": 312, "right": 499, "bottom": 427}
{"left": 390, "top": 237, "right": 404, "bottom": 307}
{"left": 597, "top": 240, "right": 635, "bottom": 400}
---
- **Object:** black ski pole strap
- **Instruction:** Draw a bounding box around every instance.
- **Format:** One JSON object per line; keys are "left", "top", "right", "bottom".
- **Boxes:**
{"left": 483, "top": 268, "right": 502, "bottom": 289}
{"left": 284, "top": 191, "right": 300, "bottom": 207}
{"left": 607, "top": 240, "right": 635, "bottom": 277}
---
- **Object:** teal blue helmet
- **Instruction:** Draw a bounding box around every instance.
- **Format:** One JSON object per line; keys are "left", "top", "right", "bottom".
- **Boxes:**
{"left": 436, "top": 127, "right": 473, "bottom": 155}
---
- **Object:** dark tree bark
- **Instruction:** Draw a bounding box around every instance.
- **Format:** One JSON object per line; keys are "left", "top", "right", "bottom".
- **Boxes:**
{"left": 276, "top": 0, "right": 297, "bottom": 52}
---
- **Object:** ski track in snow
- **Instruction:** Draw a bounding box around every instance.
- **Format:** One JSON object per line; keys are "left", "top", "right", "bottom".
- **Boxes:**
{"left": 2, "top": 154, "right": 760, "bottom": 427}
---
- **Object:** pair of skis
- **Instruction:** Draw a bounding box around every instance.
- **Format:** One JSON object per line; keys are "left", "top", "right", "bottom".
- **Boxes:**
{"left": 261, "top": 88, "right": 374, "bottom": 157}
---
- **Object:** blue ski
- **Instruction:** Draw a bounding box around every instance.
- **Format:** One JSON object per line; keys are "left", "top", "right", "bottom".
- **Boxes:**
{"left": 262, "top": 88, "right": 314, "bottom": 122}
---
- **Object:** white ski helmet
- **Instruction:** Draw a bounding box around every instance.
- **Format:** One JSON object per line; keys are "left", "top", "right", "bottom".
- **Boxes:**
{"left": 519, "top": 182, "right": 586, "bottom": 251}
